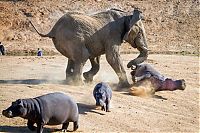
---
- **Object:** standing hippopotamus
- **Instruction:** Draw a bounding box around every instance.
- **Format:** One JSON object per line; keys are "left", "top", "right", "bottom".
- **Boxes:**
{"left": 93, "top": 82, "right": 112, "bottom": 112}
{"left": 2, "top": 92, "right": 79, "bottom": 133}
{"left": 130, "top": 64, "right": 186, "bottom": 92}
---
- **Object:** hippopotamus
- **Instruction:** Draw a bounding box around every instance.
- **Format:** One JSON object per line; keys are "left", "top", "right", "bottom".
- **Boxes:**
{"left": 93, "top": 82, "right": 112, "bottom": 112}
{"left": 2, "top": 92, "right": 79, "bottom": 133}
{"left": 130, "top": 63, "right": 186, "bottom": 92}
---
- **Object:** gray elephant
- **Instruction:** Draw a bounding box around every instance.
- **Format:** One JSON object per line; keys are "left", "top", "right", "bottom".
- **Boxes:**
{"left": 30, "top": 8, "right": 148, "bottom": 87}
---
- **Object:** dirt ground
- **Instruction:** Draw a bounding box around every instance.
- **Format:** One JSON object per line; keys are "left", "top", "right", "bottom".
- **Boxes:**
{"left": 0, "top": 54, "right": 199, "bottom": 132}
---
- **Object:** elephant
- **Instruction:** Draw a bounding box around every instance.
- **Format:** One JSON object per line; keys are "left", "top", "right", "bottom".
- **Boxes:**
{"left": 30, "top": 8, "right": 148, "bottom": 88}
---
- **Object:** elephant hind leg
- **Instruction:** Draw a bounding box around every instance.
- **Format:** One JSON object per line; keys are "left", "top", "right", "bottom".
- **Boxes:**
{"left": 65, "top": 59, "right": 84, "bottom": 85}
{"left": 66, "top": 59, "right": 75, "bottom": 82}
{"left": 83, "top": 56, "right": 100, "bottom": 82}
{"left": 72, "top": 49, "right": 90, "bottom": 85}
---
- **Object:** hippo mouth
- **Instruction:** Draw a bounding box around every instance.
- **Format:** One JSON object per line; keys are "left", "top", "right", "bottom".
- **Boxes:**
{"left": 2, "top": 110, "right": 13, "bottom": 118}
{"left": 99, "top": 99, "right": 105, "bottom": 107}
{"left": 96, "top": 103, "right": 101, "bottom": 106}
{"left": 96, "top": 99, "right": 105, "bottom": 107}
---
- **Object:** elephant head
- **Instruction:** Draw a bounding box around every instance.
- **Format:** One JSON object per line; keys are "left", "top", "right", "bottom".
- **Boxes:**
{"left": 124, "top": 9, "right": 148, "bottom": 68}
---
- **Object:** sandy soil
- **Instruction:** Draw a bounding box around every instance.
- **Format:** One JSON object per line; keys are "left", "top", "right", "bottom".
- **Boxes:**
{"left": 0, "top": 54, "right": 199, "bottom": 132}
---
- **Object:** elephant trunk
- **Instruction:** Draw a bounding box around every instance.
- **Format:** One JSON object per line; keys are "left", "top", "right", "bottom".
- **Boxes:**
{"left": 127, "top": 28, "right": 148, "bottom": 68}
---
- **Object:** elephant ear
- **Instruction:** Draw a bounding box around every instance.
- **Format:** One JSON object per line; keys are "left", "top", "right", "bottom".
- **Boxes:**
{"left": 123, "top": 9, "right": 143, "bottom": 44}
{"left": 129, "top": 9, "right": 143, "bottom": 28}
{"left": 124, "top": 25, "right": 140, "bottom": 48}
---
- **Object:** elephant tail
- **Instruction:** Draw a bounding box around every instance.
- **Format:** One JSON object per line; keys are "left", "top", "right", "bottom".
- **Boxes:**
{"left": 29, "top": 21, "right": 54, "bottom": 38}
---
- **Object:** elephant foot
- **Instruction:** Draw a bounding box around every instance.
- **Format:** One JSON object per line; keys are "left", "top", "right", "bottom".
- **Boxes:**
{"left": 83, "top": 72, "right": 93, "bottom": 83}
{"left": 117, "top": 80, "right": 130, "bottom": 89}
{"left": 65, "top": 77, "right": 74, "bottom": 84}
{"left": 71, "top": 79, "right": 83, "bottom": 86}
{"left": 66, "top": 77, "right": 83, "bottom": 86}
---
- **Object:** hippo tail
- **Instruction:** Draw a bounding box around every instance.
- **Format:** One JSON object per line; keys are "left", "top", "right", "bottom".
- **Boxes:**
{"left": 29, "top": 21, "right": 54, "bottom": 38}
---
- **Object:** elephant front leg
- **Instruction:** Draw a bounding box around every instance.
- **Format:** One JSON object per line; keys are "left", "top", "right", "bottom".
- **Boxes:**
{"left": 105, "top": 46, "right": 129, "bottom": 88}
{"left": 83, "top": 56, "right": 100, "bottom": 82}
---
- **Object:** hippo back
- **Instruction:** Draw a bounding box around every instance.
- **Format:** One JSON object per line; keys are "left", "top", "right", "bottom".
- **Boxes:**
{"left": 93, "top": 82, "right": 112, "bottom": 99}
{"left": 35, "top": 92, "right": 78, "bottom": 125}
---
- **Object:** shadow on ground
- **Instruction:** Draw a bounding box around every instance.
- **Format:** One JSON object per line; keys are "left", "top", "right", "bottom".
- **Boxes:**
{"left": 152, "top": 95, "right": 167, "bottom": 100}
{"left": 121, "top": 92, "right": 167, "bottom": 100}
{"left": 0, "top": 126, "right": 51, "bottom": 133}
{"left": 0, "top": 79, "right": 69, "bottom": 85}
{"left": 77, "top": 103, "right": 105, "bottom": 115}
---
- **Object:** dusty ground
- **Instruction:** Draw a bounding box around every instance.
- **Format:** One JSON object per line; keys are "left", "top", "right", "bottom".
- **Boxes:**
{"left": 0, "top": 54, "right": 199, "bottom": 132}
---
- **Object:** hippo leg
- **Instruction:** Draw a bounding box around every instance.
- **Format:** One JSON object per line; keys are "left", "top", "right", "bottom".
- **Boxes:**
{"left": 36, "top": 122, "right": 44, "bottom": 133}
{"left": 101, "top": 106, "right": 104, "bottom": 111}
{"left": 157, "top": 79, "right": 186, "bottom": 91}
{"left": 27, "top": 120, "right": 36, "bottom": 131}
{"left": 101, "top": 105, "right": 106, "bottom": 111}
{"left": 61, "top": 122, "right": 69, "bottom": 132}
{"left": 73, "top": 121, "right": 79, "bottom": 131}
{"left": 106, "top": 99, "right": 111, "bottom": 112}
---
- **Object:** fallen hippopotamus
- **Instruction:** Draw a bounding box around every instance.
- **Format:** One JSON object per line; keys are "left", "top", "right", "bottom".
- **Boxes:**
{"left": 129, "top": 64, "right": 186, "bottom": 96}
{"left": 93, "top": 82, "right": 112, "bottom": 112}
{"left": 2, "top": 92, "right": 79, "bottom": 133}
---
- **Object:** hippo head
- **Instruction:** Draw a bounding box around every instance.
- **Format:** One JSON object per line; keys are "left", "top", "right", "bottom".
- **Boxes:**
{"left": 94, "top": 83, "right": 106, "bottom": 108}
{"left": 2, "top": 99, "right": 27, "bottom": 118}
{"left": 95, "top": 92, "right": 106, "bottom": 107}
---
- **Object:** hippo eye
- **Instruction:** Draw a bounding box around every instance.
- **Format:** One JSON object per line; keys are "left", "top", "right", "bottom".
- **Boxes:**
{"left": 95, "top": 93, "right": 102, "bottom": 98}
{"left": 11, "top": 102, "right": 17, "bottom": 106}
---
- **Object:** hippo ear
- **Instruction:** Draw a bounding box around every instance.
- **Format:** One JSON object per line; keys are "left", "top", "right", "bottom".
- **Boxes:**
{"left": 96, "top": 83, "right": 102, "bottom": 89}
{"left": 16, "top": 99, "right": 23, "bottom": 107}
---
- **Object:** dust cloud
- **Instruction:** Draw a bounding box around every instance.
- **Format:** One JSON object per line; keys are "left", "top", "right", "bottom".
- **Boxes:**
{"left": 129, "top": 79, "right": 155, "bottom": 97}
